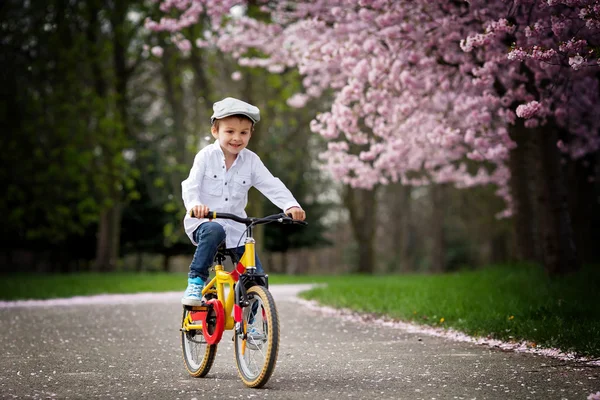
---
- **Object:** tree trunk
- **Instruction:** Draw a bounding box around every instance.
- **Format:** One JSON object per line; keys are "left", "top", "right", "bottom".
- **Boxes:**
{"left": 566, "top": 154, "right": 597, "bottom": 264}
{"left": 265, "top": 252, "right": 276, "bottom": 273}
{"left": 161, "top": 43, "right": 187, "bottom": 203}
{"left": 385, "top": 183, "right": 414, "bottom": 272}
{"left": 135, "top": 251, "right": 143, "bottom": 272}
{"left": 430, "top": 184, "right": 446, "bottom": 272}
{"left": 88, "top": 1, "right": 126, "bottom": 273}
{"left": 507, "top": 120, "right": 541, "bottom": 263}
{"left": 188, "top": 24, "right": 215, "bottom": 132}
{"left": 162, "top": 254, "right": 171, "bottom": 272}
{"left": 531, "top": 124, "right": 579, "bottom": 275}
{"left": 398, "top": 186, "right": 415, "bottom": 272}
{"left": 343, "top": 186, "right": 378, "bottom": 274}
{"left": 282, "top": 251, "right": 293, "bottom": 275}
{"left": 94, "top": 202, "right": 122, "bottom": 271}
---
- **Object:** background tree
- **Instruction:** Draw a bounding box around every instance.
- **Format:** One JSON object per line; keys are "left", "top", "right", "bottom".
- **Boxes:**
{"left": 5, "top": 1, "right": 597, "bottom": 276}
{"left": 1, "top": 0, "right": 133, "bottom": 271}
{"left": 149, "top": 0, "right": 600, "bottom": 275}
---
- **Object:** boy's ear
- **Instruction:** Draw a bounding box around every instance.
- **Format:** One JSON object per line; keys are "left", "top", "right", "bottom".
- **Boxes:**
{"left": 211, "top": 125, "right": 218, "bottom": 138}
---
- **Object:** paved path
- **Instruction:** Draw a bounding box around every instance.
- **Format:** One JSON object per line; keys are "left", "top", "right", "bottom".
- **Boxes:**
{"left": 0, "top": 285, "right": 598, "bottom": 399}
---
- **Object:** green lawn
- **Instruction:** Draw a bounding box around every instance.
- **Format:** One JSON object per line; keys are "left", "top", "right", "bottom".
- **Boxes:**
{"left": 1, "top": 264, "right": 598, "bottom": 357}
{"left": 299, "top": 264, "right": 600, "bottom": 358}
{"left": 0, "top": 272, "right": 323, "bottom": 300}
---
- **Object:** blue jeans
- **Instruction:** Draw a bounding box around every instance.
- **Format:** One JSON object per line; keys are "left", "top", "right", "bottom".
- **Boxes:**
{"left": 189, "top": 222, "right": 264, "bottom": 281}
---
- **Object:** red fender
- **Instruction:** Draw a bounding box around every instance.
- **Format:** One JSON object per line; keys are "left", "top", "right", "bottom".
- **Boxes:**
{"left": 202, "top": 299, "right": 225, "bottom": 345}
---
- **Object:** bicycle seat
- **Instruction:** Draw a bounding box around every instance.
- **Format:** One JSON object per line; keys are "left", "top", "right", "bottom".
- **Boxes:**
{"left": 213, "top": 244, "right": 239, "bottom": 265}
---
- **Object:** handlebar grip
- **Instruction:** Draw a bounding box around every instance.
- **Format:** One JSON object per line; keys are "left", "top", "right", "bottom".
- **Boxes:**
{"left": 189, "top": 209, "right": 217, "bottom": 219}
{"left": 285, "top": 213, "right": 308, "bottom": 226}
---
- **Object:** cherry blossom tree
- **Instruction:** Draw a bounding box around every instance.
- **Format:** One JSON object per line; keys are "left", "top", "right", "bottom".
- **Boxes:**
{"left": 458, "top": 0, "right": 600, "bottom": 274}
{"left": 148, "top": 0, "right": 600, "bottom": 274}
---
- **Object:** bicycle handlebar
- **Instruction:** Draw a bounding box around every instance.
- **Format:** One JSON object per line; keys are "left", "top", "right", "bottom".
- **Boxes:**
{"left": 189, "top": 210, "right": 308, "bottom": 226}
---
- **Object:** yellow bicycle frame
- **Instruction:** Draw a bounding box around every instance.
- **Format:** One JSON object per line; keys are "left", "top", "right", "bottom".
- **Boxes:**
{"left": 182, "top": 239, "right": 256, "bottom": 332}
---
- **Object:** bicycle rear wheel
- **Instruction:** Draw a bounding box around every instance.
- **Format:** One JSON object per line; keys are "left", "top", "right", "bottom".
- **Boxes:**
{"left": 181, "top": 308, "right": 217, "bottom": 377}
{"left": 234, "top": 285, "right": 280, "bottom": 388}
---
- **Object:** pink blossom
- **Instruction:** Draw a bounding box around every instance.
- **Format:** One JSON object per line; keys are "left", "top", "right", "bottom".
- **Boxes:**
{"left": 588, "top": 392, "right": 600, "bottom": 400}
{"left": 149, "top": 0, "right": 600, "bottom": 204}
{"left": 268, "top": 64, "right": 285, "bottom": 73}
{"left": 287, "top": 93, "right": 310, "bottom": 108}
{"left": 530, "top": 46, "right": 557, "bottom": 61}
{"left": 515, "top": 101, "right": 542, "bottom": 119}
{"left": 559, "top": 38, "right": 588, "bottom": 53}
{"left": 569, "top": 54, "right": 585, "bottom": 70}
{"left": 551, "top": 15, "right": 569, "bottom": 37}
{"left": 507, "top": 47, "right": 528, "bottom": 61}
{"left": 524, "top": 118, "right": 540, "bottom": 128}
{"left": 151, "top": 46, "right": 164, "bottom": 57}
{"left": 195, "top": 38, "right": 209, "bottom": 48}
{"left": 175, "top": 38, "right": 191, "bottom": 52}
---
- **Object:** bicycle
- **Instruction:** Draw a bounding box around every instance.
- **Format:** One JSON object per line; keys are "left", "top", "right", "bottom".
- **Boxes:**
{"left": 180, "top": 210, "right": 307, "bottom": 388}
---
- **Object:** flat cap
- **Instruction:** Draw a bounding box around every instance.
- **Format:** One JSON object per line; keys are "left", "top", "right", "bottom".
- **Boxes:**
{"left": 211, "top": 97, "right": 260, "bottom": 124}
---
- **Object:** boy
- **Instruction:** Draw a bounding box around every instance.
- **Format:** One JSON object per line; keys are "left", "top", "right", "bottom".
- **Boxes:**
{"left": 181, "top": 97, "right": 306, "bottom": 306}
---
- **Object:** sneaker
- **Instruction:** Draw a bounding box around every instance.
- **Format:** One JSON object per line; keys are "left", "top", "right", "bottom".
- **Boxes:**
{"left": 181, "top": 277, "right": 205, "bottom": 306}
{"left": 245, "top": 326, "right": 266, "bottom": 350}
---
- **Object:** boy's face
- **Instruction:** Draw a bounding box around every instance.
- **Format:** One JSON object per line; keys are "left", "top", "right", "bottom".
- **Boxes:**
{"left": 211, "top": 116, "right": 253, "bottom": 159}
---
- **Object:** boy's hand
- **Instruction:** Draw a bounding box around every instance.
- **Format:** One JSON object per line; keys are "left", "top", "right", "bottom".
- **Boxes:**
{"left": 285, "top": 207, "right": 306, "bottom": 221}
{"left": 190, "top": 204, "right": 210, "bottom": 218}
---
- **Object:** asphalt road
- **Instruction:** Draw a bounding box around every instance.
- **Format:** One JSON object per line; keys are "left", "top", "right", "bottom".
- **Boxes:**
{"left": 0, "top": 285, "right": 598, "bottom": 400}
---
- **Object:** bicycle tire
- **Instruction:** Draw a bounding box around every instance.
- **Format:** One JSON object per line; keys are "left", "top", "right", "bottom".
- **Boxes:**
{"left": 181, "top": 308, "right": 217, "bottom": 377}
{"left": 233, "top": 285, "right": 280, "bottom": 388}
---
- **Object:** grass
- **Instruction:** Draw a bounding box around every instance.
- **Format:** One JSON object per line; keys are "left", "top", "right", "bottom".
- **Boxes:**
{"left": 0, "top": 272, "right": 325, "bottom": 301}
{"left": 1, "top": 264, "right": 598, "bottom": 357}
{"left": 299, "top": 264, "right": 600, "bottom": 358}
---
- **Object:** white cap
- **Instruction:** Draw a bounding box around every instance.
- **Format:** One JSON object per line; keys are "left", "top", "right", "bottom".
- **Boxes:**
{"left": 210, "top": 97, "right": 260, "bottom": 124}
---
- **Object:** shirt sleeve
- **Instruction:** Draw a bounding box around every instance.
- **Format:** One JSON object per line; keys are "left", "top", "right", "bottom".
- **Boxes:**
{"left": 181, "top": 150, "right": 206, "bottom": 211}
{"left": 252, "top": 155, "right": 301, "bottom": 212}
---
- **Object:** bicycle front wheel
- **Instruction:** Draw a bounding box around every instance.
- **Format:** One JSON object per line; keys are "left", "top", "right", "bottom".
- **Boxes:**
{"left": 181, "top": 308, "right": 217, "bottom": 377}
{"left": 234, "top": 285, "right": 280, "bottom": 388}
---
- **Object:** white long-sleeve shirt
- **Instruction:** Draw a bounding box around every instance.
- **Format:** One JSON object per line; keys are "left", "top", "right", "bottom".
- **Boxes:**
{"left": 181, "top": 141, "right": 301, "bottom": 248}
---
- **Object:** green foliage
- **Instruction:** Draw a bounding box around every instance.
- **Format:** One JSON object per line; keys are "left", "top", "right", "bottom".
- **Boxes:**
{"left": 1, "top": 0, "right": 156, "bottom": 270}
{"left": 0, "top": 3, "right": 108, "bottom": 242}
{"left": 1, "top": 0, "right": 334, "bottom": 273}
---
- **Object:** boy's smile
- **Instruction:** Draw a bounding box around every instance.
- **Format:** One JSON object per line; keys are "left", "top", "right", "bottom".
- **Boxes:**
{"left": 211, "top": 116, "right": 253, "bottom": 162}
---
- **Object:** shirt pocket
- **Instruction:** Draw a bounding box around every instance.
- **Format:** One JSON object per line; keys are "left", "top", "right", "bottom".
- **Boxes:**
{"left": 201, "top": 170, "right": 223, "bottom": 196}
{"left": 231, "top": 173, "right": 252, "bottom": 198}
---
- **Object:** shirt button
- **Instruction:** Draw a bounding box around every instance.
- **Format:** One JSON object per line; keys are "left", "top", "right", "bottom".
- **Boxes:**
{"left": 225, "top": 182, "right": 227, "bottom": 185}
{"left": 225, "top": 198, "right": 228, "bottom": 201}
{"left": 213, "top": 175, "right": 217, "bottom": 178}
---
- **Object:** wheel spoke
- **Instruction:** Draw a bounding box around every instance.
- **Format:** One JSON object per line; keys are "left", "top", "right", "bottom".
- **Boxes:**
{"left": 181, "top": 309, "right": 217, "bottom": 377}
{"left": 234, "top": 286, "right": 279, "bottom": 388}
